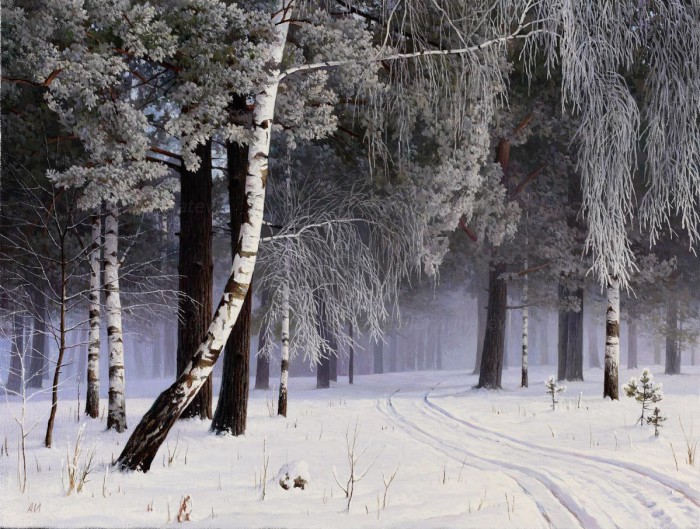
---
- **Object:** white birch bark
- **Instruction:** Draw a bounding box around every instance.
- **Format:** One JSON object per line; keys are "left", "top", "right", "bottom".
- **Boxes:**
{"left": 86, "top": 212, "right": 101, "bottom": 418}
{"left": 603, "top": 276, "right": 620, "bottom": 400}
{"left": 278, "top": 176, "right": 291, "bottom": 416}
{"left": 521, "top": 259, "right": 529, "bottom": 388}
{"left": 116, "top": 3, "right": 290, "bottom": 471}
{"left": 278, "top": 280, "right": 290, "bottom": 416}
{"left": 105, "top": 202, "right": 127, "bottom": 431}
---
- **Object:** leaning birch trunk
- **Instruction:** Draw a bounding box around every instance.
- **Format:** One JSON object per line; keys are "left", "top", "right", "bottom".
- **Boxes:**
{"left": 115, "top": 8, "right": 289, "bottom": 471}
{"left": 603, "top": 276, "right": 620, "bottom": 400}
{"left": 105, "top": 203, "right": 127, "bottom": 431}
{"left": 85, "top": 212, "right": 101, "bottom": 418}
{"left": 277, "top": 280, "right": 290, "bottom": 417}
{"left": 521, "top": 261, "right": 528, "bottom": 388}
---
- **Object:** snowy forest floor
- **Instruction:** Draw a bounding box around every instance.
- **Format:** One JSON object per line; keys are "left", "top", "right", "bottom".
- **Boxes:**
{"left": 1, "top": 365, "right": 699, "bottom": 529}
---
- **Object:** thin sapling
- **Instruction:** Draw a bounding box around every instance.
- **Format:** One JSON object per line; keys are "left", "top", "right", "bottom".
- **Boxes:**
{"left": 545, "top": 376, "right": 567, "bottom": 410}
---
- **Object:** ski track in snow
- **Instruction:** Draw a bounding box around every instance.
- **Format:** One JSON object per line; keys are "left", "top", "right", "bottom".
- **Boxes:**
{"left": 421, "top": 385, "right": 700, "bottom": 529}
{"left": 423, "top": 388, "right": 700, "bottom": 529}
{"left": 379, "top": 379, "right": 700, "bottom": 529}
{"left": 378, "top": 390, "right": 590, "bottom": 529}
{"left": 425, "top": 385, "right": 700, "bottom": 507}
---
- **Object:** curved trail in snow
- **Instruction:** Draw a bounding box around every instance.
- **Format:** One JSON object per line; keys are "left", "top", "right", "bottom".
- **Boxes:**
{"left": 378, "top": 380, "right": 700, "bottom": 529}
{"left": 418, "top": 382, "right": 700, "bottom": 529}
{"left": 425, "top": 384, "right": 700, "bottom": 504}
{"left": 378, "top": 390, "right": 594, "bottom": 529}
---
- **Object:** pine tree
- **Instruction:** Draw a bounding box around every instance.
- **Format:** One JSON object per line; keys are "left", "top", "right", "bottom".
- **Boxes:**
{"left": 623, "top": 368, "right": 664, "bottom": 425}
{"left": 545, "top": 375, "right": 567, "bottom": 411}
{"left": 647, "top": 407, "right": 666, "bottom": 437}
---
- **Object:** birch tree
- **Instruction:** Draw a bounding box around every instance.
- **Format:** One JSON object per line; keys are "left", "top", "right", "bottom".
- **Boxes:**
{"left": 115, "top": 0, "right": 548, "bottom": 469}
{"left": 603, "top": 277, "right": 621, "bottom": 400}
{"left": 256, "top": 164, "right": 419, "bottom": 414}
{"left": 85, "top": 213, "right": 101, "bottom": 419}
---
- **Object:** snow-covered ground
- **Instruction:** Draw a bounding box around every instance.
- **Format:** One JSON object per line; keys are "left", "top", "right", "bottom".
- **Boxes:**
{"left": 1, "top": 365, "right": 699, "bottom": 528}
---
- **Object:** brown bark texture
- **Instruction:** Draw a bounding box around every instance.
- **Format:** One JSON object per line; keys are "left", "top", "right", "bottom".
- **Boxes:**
{"left": 177, "top": 140, "right": 214, "bottom": 420}
{"left": 477, "top": 263, "right": 507, "bottom": 389}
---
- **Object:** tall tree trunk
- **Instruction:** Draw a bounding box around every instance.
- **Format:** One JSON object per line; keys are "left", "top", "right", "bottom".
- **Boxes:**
{"left": 653, "top": 335, "right": 661, "bottom": 365}
{"left": 177, "top": 140, "right": 214, "bottom": 420}
{"left": 473, "top": 286, "right": 488, "bottom": 374}
{"left": 211, "top": 286, "right": 252, "bottom": 433}
{"left": 477, "top": 263, "right": 507, "bottom": 389}
{"left": 503, "top": 309, "right": 511, "bottom": 369}
{"left": 45, "top": 245, "right": 68, "bottom": 447}
{"left": 374, "top": 338, "right": 384, "bottom": 374}
{"left": 435, "top": 323, "right": 443, "bottom": 371}
{"left": 28, "top": 286, "right": 47, "bottom": 389}
{"left": 348, "top": 321, "right": 354, "bottom": 384}
{"left": 7, "top": 311, "right": 24, "bottom": 394}
{"left": 163, "top": 322, "right": 176, "bottom": 377}
{"left": 557, "top": 285, "right": 568, "bottom": 380}
{"left": 411, "top": 328, "right": 419, "bottom": 371}
{"left": 115, "top": 3, "right": 286, "bottom": 469}
{"left": 86, "top": 217, "right": 102, "bottom": 418}
{"left": 254, "top": 289, "right": 270, "bottom": 390}
{"left": 330, "top": 348, "right": 338, "bottom": 381}
{"left": 133, "top": 334, "right": 146, "bottom": 379}
{"left": 603, "top": 277, "right": 620, "bottom": 400}
{"left": 150, "top": 329, "right": 161, "bottom": 379}
{"left": 317, "top": 355, "right": 330, "bottom": 388}
{"left": 211, "top": 135, "right": 253, "bottom": 434}
{"left": 627, "top": 319, "right": 638, "bottom": 369}
{"left": 665, "top": 298, "right": 681, "bottom": 374}
{"left": 521, "top": 269, "right": 529, "bottom": 388}
{"left": 588, "top": 322, "right": 600, "bottom": 368}
{"left": 277, "top": 281, "right": 290, "bottom": 414}
{"left": 541, "top": 316, "right": 550, "bottom": 365}
{"left": 316, "top": 294, "right": 332, "bottom": 389}
{"left": 160, "top": 212, "right": 175, "bottom": 379}
{"left": 105, "top": 203, "right": 127, "bottom": 432}
{"left": 565, "top": 289, "right": 584, "bottom": 381}
{"left": 558, "top": 286, "right": 584, "bottom": 381}
{"left": 78, "top": 324, "right": 88, "bottom": 384}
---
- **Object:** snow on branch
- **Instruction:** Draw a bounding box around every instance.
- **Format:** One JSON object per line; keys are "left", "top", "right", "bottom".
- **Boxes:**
{"left": 257, "top": 169, "right": 420, "bottom": 366}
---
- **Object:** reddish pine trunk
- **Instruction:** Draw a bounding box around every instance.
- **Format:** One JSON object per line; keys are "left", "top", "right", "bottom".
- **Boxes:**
{"left": 477, "top": 263, "right": 507, "bottom": 389}
{"left": 177, "top": 140, "right": 214, "bottom": 420}
{"left": 473, "top": 285, "right": 488, "bottom": 374}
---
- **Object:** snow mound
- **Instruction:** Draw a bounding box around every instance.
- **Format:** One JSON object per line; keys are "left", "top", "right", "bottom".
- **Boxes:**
{"left": 275, "top": 460, "right": 310, "bottom": 490}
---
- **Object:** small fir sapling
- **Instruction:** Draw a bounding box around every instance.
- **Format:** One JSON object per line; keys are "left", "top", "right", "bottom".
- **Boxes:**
{"left": 647, "top": 407, "right": 666, "bottom": 437}
{"left": 545, "top": 375, "right": 567, "bottom": 410}
{"left": 623, "top": 368, "right": 663, "bottom": 425}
